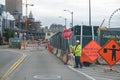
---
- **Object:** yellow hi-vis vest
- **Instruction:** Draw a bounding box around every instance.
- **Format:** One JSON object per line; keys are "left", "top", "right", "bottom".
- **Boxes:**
{"left": 74, "top": 44, "right": 82, "bottom": 56}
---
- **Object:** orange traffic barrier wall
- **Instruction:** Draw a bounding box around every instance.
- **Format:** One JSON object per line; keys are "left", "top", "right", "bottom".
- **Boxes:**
{"left": 48, "top": 44, "right": 54, "bottom": 53}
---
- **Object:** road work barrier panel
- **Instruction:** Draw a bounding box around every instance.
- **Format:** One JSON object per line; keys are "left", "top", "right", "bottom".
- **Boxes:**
{"left": 9, "top": 37, "right": 22, "bottom": 49}
{"left": 48, "top": 44, "right": 54, "bottom": 53}
{"left": 20, "top": 41, "right": 28, "bottom": 50}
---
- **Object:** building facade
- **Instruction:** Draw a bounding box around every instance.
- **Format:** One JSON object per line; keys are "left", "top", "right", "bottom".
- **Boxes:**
{"left": 49, "top": 24, "right": 65, "bottom": 33}
{"left": 6, "top": 0, "right": 22, "bottom": 20}
{"left": 0, "top": 4, "right": 5, "bottom": 37}
{"left": 0, "top": 4, "right": 5, "bottom": 15}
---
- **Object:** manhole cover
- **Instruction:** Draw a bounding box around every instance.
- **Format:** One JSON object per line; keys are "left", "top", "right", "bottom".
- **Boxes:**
{"left": 33, "top": 75, "right": 61, "bottom": 80}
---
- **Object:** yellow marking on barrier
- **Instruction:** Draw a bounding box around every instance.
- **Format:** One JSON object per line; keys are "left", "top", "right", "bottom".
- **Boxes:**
{"left": 0, "top": 54, "right": 27, "bottom": 80}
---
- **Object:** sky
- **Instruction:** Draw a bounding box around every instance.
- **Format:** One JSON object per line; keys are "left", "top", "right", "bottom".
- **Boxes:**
{"left": 1, "top": 0, "right": 120, "bottom": 28}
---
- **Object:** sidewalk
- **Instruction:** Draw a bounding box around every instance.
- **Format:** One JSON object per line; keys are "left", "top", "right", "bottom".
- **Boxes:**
{"left": 66, "top": 53, "right": 120, "bottom": 80}
{"left": 0, "top": 45, "right": 9, "bottom": 49}
{"left": 68, "top": 63, "right": 120, "bottom": 80}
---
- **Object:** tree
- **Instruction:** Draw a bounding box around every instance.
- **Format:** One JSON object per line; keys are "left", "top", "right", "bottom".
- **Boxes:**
{"left": 4, "top": 29, "right": 14, "bottom": 42}
{"left": 0, "top": 34, "right": 2, "bottom": 45}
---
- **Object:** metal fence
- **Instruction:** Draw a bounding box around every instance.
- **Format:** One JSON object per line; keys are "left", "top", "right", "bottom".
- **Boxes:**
{"left": 50, "top": 32, "right": 68, "bottom": 51}
{"left": 50, "top": 32, "right": 98, "bottom": 50}
{"left": 49, "top": 31, "right": 99, "bottom": 52}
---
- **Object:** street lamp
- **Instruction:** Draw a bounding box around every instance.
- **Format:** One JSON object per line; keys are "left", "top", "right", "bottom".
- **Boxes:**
{"left": 64, "top": 9, "right": 74, "bottom": 37}
{"left": 25, "top": 0, "right": 34, "bottom": 31}
{"left": 64, "top": 10, "right": 73, "bottom": 28}
{"left": 59, "top": 16, "right": 67, "bottom": 29}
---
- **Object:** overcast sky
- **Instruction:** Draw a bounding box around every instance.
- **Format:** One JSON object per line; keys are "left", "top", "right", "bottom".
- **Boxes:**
{"left": 1, "top": 0, "right": 120, "bottom": 28}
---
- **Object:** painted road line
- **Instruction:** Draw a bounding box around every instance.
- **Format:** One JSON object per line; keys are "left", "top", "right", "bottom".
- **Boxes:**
{"left": 68, "top": 66, "right": 96, "bottom": 80}
{"left": 0, "top": 54, "right": 27, "bottom": 80}
{"left": 94, "top": 76, "right": 113, "bottom": 80}
{"left": 7, "top": 54, "right": 27, "bottom": 76}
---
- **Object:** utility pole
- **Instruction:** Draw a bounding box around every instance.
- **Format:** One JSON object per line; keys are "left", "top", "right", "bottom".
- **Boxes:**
{"left": 64, "top": 10, "right": 73, "bottom": 28}
{"left": 89, "top": 0, "right": 91, "bottom": 26}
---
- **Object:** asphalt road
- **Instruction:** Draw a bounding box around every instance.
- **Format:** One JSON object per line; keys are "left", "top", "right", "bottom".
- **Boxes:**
{"left": 0, "top": 49, "right": 22, "bottom": 77}
{"left": 9, "top": 47, "right": 92, "bottom": 80}
{"left": 1, "top": 46, "right": 120, "bottom": 80}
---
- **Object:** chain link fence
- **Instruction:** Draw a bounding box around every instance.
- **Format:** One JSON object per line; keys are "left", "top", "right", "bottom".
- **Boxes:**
{"left": 49, "top": 31, "right": 99, "bottom": 52}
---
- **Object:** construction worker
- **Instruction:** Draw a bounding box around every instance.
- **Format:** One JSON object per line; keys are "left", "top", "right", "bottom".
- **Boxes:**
{"left": 74, "top": 40, "right": 83, "bottom": 68}
{"left": 70, "top": 45, "right": 74, "bottom": 53}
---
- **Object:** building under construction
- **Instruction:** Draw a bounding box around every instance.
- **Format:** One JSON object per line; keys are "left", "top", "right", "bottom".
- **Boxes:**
{"left": 6, "top": 0, "right": 22, "bottom": 18}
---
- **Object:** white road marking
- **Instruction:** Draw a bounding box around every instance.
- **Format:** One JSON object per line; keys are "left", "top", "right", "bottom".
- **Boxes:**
{"left": 94, "top": 76, "right": 113, "bottom": 80}
{"left": 68, "top": 66, "right": 96, "bottom": 80}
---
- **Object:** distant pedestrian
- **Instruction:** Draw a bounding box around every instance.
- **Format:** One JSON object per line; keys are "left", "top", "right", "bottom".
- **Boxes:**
{"left": 74, "top": 40, "right": 83, "bottom": 68}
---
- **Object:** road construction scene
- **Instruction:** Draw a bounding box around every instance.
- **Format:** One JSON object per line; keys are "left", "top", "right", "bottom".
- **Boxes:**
{"left": 0, "top": 0, "right": 120, "bottom": 80}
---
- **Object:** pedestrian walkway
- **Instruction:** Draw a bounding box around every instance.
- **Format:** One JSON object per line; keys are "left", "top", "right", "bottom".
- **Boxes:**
{"left": 0, "top": 45, "right": 9, "bottom": 49}
{"left": 69, "top": 64, "right": 120, "bottom": 80}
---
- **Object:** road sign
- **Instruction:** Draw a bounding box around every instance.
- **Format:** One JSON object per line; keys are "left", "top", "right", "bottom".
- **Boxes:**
{"left": 62, "top": 29, "right": 72, "bottom": 39}
{"left": 100, "top": 30, "right": 120, "bottom": 46}
{"left": 98, "top": 39, "right": 120, "bottom": 66}
{"left": 81, "top": 40, "right": 101, "bottom": 63}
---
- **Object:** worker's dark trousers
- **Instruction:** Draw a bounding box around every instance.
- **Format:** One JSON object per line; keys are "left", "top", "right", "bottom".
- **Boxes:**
{"left": 75, "top": 56, "right": 82, "bottom": 68}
